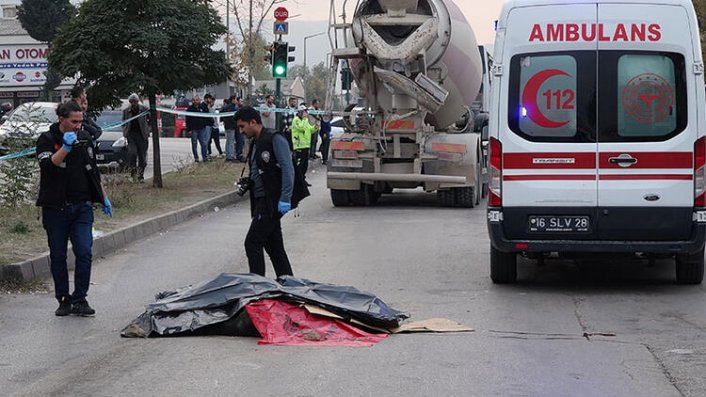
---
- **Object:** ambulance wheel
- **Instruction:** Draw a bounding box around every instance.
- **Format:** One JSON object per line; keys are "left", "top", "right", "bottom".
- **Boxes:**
{"left": 350, "top": 185, "right": 372, "bottom": 206}
{"left": 454, "top": 187, "right": 476, "bottom": 208}
{"left": 331, "top": 189, "right": 350, "bottom": 207}
{"left": 490, "top": 246, "right": 517, "bottom": 283}
{"left": 437, "top": 189, "right": 455, "bottom": 207}
{"left": 675, "top": 248, "right": 704, "bottom": 285}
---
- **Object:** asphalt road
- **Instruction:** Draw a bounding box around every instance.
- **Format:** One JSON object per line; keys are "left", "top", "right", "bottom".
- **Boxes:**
{"left": 1, "top": 164, "right": 705, "bottom": 396}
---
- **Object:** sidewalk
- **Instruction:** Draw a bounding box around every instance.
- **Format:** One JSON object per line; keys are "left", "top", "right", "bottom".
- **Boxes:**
{"left": 1, "top": 158, "right": 326, "bottom": 283}
{"left": 0, "top": 190, "right": 244, "bottom": 283}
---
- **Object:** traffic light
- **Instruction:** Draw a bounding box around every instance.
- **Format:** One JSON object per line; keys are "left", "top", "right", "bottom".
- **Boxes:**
{"left": 272, "top": 42, "right": 288, "bottom": 78}
{"left": 341, "top": 67, "right": 353, "bottom": 90}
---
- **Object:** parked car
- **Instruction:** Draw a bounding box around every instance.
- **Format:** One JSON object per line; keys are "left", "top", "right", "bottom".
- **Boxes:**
{"left": 93, "top": 110, "right": 128, "bottom": 171}
{"left": 0, "top": 101, "right": 58, "bottom": 155}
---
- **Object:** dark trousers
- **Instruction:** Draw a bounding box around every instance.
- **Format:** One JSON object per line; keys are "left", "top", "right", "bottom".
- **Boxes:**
{"left": 208, "top": 126, "right": 223, "bottom": 155}
{"left": 42, "top": 203, "right": 94, "bottom": 303}
{"left": 294, "top": 149, "right": 309, "bottom": 178}
{"left": 320, "top": 134, "right": 331, "bottom": 162}
{"left": 310, "top": 133, "right": 319, "bottom": 158}
{"left": 128, "top": 133, "right": 148, "bottom": 178}
{"left": 235, "top": 130, "right": 245, "bottom": 161}
{"left": 244, "top": 199, "right": 293, "bottom": 278}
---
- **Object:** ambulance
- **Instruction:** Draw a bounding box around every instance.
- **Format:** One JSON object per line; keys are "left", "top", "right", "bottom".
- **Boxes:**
{"left": 487, "top": 0, "right": 706, "bottom": 284}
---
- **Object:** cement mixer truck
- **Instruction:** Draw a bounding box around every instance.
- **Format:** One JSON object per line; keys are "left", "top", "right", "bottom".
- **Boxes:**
{"left": 324, "top": 0, "right": 490, "bottom": 207}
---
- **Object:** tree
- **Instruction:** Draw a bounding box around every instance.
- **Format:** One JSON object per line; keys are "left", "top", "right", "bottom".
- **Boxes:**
{"left": 223, "top": 0, "right": 289, "bottom": 102}
{"left": 49, "top": 0, "right": 232, "bottom": 188}
{"left": 16, "top": 0, "right": 76, "bottom": 101}
{"left": 287, "top": 63, "right": 328, "bottom": 104}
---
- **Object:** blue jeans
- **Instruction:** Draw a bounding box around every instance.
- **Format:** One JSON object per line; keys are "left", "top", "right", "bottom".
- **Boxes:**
{"left": 190, "top": 128, "right": 209, "bottom": 161}
{"left": 235, "top": 130, "right": 245, "bottom": 161}
{"left": 225, "top": 129, "right": 235, "bottom": 160}
{"left": 42, "top": 203, "right": 94, "bottom": 303}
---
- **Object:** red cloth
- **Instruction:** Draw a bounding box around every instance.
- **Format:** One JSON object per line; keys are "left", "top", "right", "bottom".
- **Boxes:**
{"left": 245, "top": 299, "right": 388, "bottom": 347}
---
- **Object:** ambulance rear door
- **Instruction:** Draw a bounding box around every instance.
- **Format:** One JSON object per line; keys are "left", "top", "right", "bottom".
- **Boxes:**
{"left": 500, "top": 3, "right": 599, "bottom": 239}
{"left": 595, "top": 3, "right": 697, "bottom": 241}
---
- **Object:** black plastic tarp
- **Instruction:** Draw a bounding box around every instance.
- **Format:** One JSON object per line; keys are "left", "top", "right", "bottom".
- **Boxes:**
{"left": 121, "top": 273, "right": 408, "bottom": 338}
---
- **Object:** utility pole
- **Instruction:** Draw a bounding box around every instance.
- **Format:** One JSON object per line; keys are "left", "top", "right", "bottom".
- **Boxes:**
{"left": 303, "top": 32, "right": 326, "bottom": 76}
{"left": 246, "top": 0, "right": 254, "bottom": 103}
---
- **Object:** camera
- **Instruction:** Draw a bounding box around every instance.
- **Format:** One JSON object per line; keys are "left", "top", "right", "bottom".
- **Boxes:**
{"left": 235, "top": 176, "right": 253, "bottom": 197}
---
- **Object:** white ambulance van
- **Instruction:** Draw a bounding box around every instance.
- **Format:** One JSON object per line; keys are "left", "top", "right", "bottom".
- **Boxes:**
{"left": 487, "top": 0, "right": 706, "bottom": 284}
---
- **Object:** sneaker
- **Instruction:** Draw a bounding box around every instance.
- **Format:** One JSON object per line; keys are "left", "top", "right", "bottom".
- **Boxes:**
{"left": 71, "top": 301, "right": 96, "bottom": 317}
{"left": 55, "top": 297, "right": 71, "bottom": 317}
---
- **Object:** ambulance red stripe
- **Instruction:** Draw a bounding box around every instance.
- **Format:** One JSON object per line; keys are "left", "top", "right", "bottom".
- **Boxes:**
{"left": 599, "top": 174, "right": 693, "bottom": 181}
{"left": 504, "top": 174, "right": 596, "bottom": 181}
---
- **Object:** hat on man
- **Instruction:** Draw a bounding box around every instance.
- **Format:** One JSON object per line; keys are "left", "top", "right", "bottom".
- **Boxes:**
{"left": 128, "top": 93, "right": 140, "bottom": 102}
{"left": 298, "top": 105, "right": 308, "bottom": 112}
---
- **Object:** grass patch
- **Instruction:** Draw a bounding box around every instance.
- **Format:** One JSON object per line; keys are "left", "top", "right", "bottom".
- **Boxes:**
{"left": 0, "top": 160, "right": 244, "bottom": 266}
{"left": 0, "top": 277, "right": 50, "bottom": 294}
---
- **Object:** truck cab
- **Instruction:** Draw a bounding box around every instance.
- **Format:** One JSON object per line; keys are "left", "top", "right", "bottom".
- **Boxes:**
{"left": 487, "top": 0, "right": 706, "bottom": 284}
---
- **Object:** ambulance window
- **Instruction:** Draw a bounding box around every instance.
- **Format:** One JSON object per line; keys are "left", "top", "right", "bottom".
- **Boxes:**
{"left": 508, "top": 52, "right": 596, "bottom": 143}
{"left": 598, "top": 52, "right": 686, "bottom": 142}
{"left": 617, "top": 54, "right": 681, "bottom": 139}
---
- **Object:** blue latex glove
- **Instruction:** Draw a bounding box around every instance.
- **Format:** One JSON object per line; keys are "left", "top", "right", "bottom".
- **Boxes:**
{"left": 102, "top": 196, "right": 113, "bottom": 217}
{"left": 278, "top": 201, "right": 291, "bottom": 215}
{"left": 62, "top": 132, "right": 77, "bottom": 153}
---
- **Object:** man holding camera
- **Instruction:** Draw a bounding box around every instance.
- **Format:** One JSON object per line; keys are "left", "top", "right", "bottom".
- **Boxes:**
{"left": 234, "top": 106, "right": 294, "bottom": 278}
{"left": 36, "top": 101, "right": 113, "bottom": 317}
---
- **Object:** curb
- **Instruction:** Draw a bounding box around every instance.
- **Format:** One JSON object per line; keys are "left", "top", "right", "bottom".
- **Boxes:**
{"left": 1, "top": 190, "right": 243, "bottom": 283}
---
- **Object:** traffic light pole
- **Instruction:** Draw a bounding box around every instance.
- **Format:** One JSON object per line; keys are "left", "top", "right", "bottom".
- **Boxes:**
{"left": 275, "top": 34, "right": 282, "bottom": 132}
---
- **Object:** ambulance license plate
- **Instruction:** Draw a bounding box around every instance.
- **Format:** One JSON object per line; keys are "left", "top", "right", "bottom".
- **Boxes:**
{"left": 528, "top": 216, "right": 590, "bottom": 233}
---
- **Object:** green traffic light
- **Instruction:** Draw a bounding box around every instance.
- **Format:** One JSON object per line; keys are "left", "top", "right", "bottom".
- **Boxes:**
{"left": 274, "top": 65, "right": 286, "bottom": 77}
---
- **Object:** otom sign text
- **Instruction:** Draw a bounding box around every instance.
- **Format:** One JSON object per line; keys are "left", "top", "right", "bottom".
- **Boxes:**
{"left": 0, "top": 44, "right": 50, "bottom": 87}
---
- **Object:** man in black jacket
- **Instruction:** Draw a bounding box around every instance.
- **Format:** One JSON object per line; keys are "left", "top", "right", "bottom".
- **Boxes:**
{"left": 35, "top": 101, "right": 113, "bottom": 317}
{"left": 70, "top": 86, "right": 102, "bottom": 142}
{"left": 235, "top": 106, "right": 295, "bottom": 277}
{"left": 185, "top": 95, "right": 210, "bottom": 162}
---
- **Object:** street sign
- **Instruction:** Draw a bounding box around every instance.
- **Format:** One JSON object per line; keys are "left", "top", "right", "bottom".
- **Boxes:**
{"left": 274, "top": 7, "right": 289, "bottom": 21}
{"left": 273, "top": 21, "right": 289, "bottom": 35}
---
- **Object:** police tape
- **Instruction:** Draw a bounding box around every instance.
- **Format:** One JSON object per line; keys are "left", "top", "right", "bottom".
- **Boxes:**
{"left": 156, "top": 106, "right": 329, "bottom": 117}
{"left": 0, "top": 110, "right": 150, "bottom": 162}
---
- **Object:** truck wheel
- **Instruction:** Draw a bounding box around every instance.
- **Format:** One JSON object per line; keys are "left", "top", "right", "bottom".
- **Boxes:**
{"left": 350, "top": 185, "right": 372, "bottom": 206}
{"left": 331, "top": 189, "right": 350, "bottom": 207}
{"left": 490, "top": 246, "right": 517, "bottom": 283}
{"left": 454, "top": 187, "right": 476, "bottom": 208}
{"left": 437, "top": 189, "right": 455, "bottom": 207}
{"left": 675, "top": 248, "right": 704, "bottom": 284}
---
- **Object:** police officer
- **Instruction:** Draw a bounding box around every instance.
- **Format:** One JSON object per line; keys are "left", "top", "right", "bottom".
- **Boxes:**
{"left": 234, "top": 106, "right": 295, "bottom": 278}
{"left": 36, "top": 101, "right": 113, "bottom": 317}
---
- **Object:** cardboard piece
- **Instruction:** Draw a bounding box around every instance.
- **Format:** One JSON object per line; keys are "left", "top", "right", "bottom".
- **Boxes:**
{"left": 303, "top": 305, "right": 473, "bottom": 334}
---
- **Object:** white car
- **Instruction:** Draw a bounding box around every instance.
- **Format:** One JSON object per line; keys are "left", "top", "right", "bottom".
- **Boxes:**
{"left": 0, "top": 101, "right": 59, "bottom": 154}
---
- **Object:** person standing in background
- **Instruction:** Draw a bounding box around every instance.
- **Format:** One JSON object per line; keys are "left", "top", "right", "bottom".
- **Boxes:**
{"left": 221, "top": 96, "right": 238, "bottom": 162}
{"left": 70, "top": 86, "right": 102, "bottom": 142}
{"left": 282, "top": 97, "right": 297, "bottom": 150}
{"left": 261, "top": 94, "right": 277, "bottom": 131}
{"left": 122, "top": 94, "right": 151, "bottom": 182}
{"left": 308, "top": 99, "right": 323, "bottom": 160}
{"left": 185, "top": 95, "right": 210, "bottom": 162}
{"left": 204, "top": 94, "right": 223, "bottom": 158}
{"left": 291, "top": 105, "right": 316, "bottom": 185}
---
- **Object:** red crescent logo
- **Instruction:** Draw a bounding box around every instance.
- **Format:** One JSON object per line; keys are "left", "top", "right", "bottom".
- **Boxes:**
{"left": 522, "top": 69, "right": 571, "bottom": 129}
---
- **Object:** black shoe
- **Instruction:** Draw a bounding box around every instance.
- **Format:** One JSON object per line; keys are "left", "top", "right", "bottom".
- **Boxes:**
{"left": 55, "top": 297, "right": 71, "bottom": 317}
{"left": 306, "top": 181, "right": 312, "bottom": 187}
{"left": 71, "top": 301, "right": 96, "bottom": 317}
{"left": 321, "top": 160, "right": 327, "bottom": 165}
